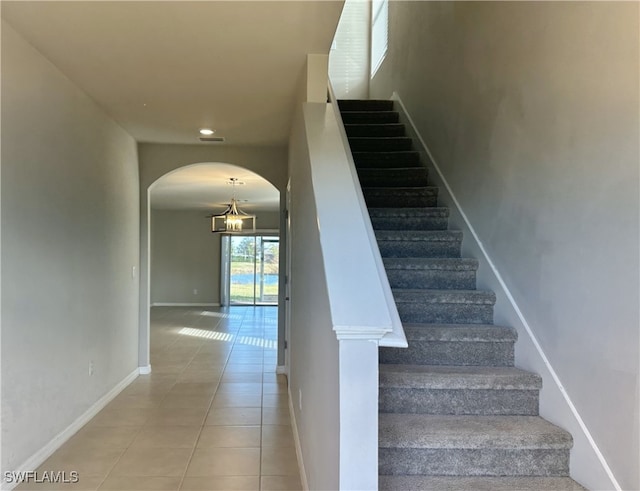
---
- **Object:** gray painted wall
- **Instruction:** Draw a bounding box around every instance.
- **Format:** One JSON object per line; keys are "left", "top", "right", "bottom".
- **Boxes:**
{"left": 370, "top": 2, "right": 639, "bottom": 489}
{"left": 150, "top": 209, "right": 280, "bottom": 305}
{"left": 1, "top": 22, "right": 140, "bottom": 472}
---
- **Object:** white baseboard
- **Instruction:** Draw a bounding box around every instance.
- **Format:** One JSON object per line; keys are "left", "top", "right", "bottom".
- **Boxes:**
{"left": 288, "top": 388, "right": 308, "bottom": 491}
{"left": 2, "top": 368, "right": 139, "bottom": 491}
{"left": 138, "top": 365, "right": 152, "bottom": 375}
{"left": 276, "top": 365, "right": 288, "bottom": 375}
{"left": 391, "top": 92, "right": 620, "bottom": 491}
{"left": 151, "top": 302, "right": 220, "bottom": 307}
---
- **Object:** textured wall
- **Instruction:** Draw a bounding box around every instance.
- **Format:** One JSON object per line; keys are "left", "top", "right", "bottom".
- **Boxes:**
{"left": 1, "top": 22, "right": 140, "bottom": 472}
{"left": 370, "top": 2, "right": 639, "bottom": 489}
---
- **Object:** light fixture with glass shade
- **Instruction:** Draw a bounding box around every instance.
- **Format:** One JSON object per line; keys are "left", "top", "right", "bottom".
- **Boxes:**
{"left": 209, "top": 178, "right": 256, "bottom": 233}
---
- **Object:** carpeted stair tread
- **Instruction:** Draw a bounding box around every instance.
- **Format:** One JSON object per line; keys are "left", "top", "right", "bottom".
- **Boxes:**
{"left": 376, "top": 230, "right": 461, "bottom": 241}
{"left": 379, "top": 365, "right": 541, "bottom": 390}
{"left": 338, "top": 99, "right": 394, "bottom": 111}
{"left": 370, "top": 207, "right": 450, "bottom": 231}
{"left": 345, "top": 123, "right": 405, "bottom": 137}
{"left": 402, "top": 324, "right": 517, "bottom": 342}
{"left": 383, "top": 257, "right": 478, "bottom": 271}
{"left": 341, "top": 111, "right": 399, "bottom": 124}
{"left": 378, "top": 475, "right": 587, "bottom": 491}
{"left": 352, "top": 151, "right": 421, "bottom": 168}
{"left": 358, "top": 167, "right": 429, "bottom": 187}
{"left": 369, "top": 207, "right": 449, "bottom": 218}
{"left": 393, "top": 289, "right": 496, "bottom": 305}
{"left": 379, "top": 414, "right": 572, "bottom": 450}
{"left": 348, "top": 136, "right": 413, "bottom": 152}
{"left": 364, "top": 186, "right": 439, "bottom": 208}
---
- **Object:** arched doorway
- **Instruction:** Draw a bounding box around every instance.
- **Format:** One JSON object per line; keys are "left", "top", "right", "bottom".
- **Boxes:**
{"left": 141, "top": 162, "right": 285, "bottom": 374}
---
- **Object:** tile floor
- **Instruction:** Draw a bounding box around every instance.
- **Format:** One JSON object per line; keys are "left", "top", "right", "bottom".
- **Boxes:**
{"left": 19, "top": 306, "right": 301, "bottom": 491}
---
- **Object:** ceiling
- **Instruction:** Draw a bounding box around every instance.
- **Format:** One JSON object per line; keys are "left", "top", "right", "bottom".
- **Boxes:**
{"left": 150, "top": 163, "right": 279, "bottom": 212}
{"left": 2, "top": 1, "right": 342, "bottom": 211}
{"left": 1, "top": 0, "right": 344, "bottom": 146}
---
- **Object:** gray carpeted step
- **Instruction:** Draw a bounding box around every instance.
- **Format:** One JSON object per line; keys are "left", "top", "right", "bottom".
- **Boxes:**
{"left": 338, "top": 99, "right": 394, "bottom": 111}
{"left": 353, "top": 151, "right": 421, "bottom": 168}
{"left": 364, "top": 186, "right": 439, "bottom": 208}
{"left": 348, "top": 136, "right": 413, "bottom": 152}
{"left": 393, "top": 289, "right": 495, "bottom": 324}
{"left": 341, "top": 111, "right": 399, "bottom": 124}
{"left": 380, "top": 324, "right": 516, "bottom": 366}
{"left": 358, "top": 167, "right": 429, "bottom": 188}
{"left": 379, "top": 365, "right": 541, "bottom": 415}
{"left": 379, "top": 475, "right": 587, "bottom": 491}
{"left": 379, "top": 414, "right": 572, "bottom": 477}
{"left": 384, "top": 258, "right": 478, "bottom": 289}
{"left": 376, "top": 230, "right": 460, "bottom": 258}
{"left": 345, "top": 123, "right": 405, "bottom": 137}
{"left": 369, "top": 207, "right": 449, "bottom": 231}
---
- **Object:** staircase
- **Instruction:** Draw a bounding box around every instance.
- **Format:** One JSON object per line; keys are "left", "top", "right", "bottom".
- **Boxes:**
{"left": 338, "top": 99, "right": 586, "bottom": 491}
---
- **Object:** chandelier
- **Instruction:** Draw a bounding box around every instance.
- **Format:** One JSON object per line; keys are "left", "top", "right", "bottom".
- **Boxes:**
{"left": 210, "top": 178, "right": 256, "bottom": 233}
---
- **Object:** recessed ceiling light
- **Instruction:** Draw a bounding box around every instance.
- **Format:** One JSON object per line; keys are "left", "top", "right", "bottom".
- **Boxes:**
{"left": 199, "top": 128, "right": 215, "bottom": 136}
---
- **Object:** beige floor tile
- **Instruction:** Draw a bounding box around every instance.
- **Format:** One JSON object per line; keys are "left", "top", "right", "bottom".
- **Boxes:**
{"left": 107, "top": 394, "right": 165, "bottom": 410}
{"left": 205, "top": 407, "right": 262, "bottom": 426}
{"left": 168, "top": 383, "right": 218, "bottom": 396}
{"left": 261, "top": 407, "right": 290, "bottom": 426}
{"left": 197, "top": 426, "right": 261, "bottom": 448}
{"left": 177, "top": 370, "right": 223, "bottom": 383}
{"left": 221, "top": 373, "right": 263, "bottom": 384}
{"left": 109, "top": 448, "right": 192, "bottom": 477}
{"left": 260, "top": 476, "right": 303, "bottom": 491}
{"left": 212, "top": 393, "right": 262, "bottom": 408}
{"left": 222, "top": 364, "right": 264, "bottom": 373}
{"left": 66, "top": 425, "right": 140, "bottom": 449}
{"left": 90, "top": 408, "right": 150, "bottom": 427}
{"left": 145, "top": 407, "right": 208, "bottom": 426}
{"left": 262, "top": 394, "right": 288, "bottom": 408}
{"left": 215, "top": 383, "right": 263, "bottom": 396}
{"left": 261, "top": 384, "right": 286, "bottom": 396}
{"left": 186, "top": 448, "right": 260, "bottom": 477}
{"left": 15, "top": 474, "right": 103, "bottom": 491}
{"left": 261, "top": 426, "right": 294, "bottom": 448}
{"left": 261, "top": 448, "right": 299, "bottom": 476}
{"left": 129, "top": 426, "right": 201, "bottom": 449}
{"left": 159, "top": 393, "right": 213, "bottom": 409}
{"left": 38, "top": 446, "right": 124, "bottom": 477}
{"left": 180, "top": 476, "right": 259, "bottom": 491}
{"left": 99, "top": 476, "right": 181, "bottom": 490}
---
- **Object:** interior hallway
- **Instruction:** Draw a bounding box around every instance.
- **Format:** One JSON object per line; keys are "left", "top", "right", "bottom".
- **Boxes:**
{"left": 18, "top": 306, "right": 301, "bottom": 491}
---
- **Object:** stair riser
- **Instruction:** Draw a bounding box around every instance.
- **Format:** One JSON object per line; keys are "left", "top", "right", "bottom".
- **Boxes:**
{"left": 353, "top": 153, "right": 420, "bottom": 168}
{"left": 379, "top": 448, "right": 570, "bottom": 477}
{"left": 338, "top": 100, "right": 394, "bottom": 111}
{"left": 345, "top": 124, "right": 405, "bottom": 137}
{"left": 386, "top": 270, "right": 476, "bottom": 290}
{"left": 379, "top": 388, "right": 539, "bottom": 416}
{"left": 371, "top": 216, "right": 448, "bottom": 231}
{"left": 358, "top": 170, "right": 429, "bottom": 188}
{"left": 378, "top": 241, "right": 461, "bottom": 258}
{"left": 380, "top": 342, "right": 514, "bottom": 366}
{"left": 397, "top": 303, "right": 494, "bottom": 324}
{"left": 349, "top": 138, "right": 413, "bottom": 152}
{"left": 365, "top": 193, "right": 438, "bottom": 208}
{"left": 341, "top": 112, "right": 399, "bottom": 124}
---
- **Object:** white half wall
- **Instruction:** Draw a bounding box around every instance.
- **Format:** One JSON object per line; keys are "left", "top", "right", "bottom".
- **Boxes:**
{"left": 370, "top": 2, "right": 639, "bottom": 490}
{"left": 1, "top": 21, "right": 140, "bottom": 474}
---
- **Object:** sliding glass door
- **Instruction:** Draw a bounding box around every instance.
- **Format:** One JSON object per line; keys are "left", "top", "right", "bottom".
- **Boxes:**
{"left": 223, "top": 235, "right": 279, "bottom": 306}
